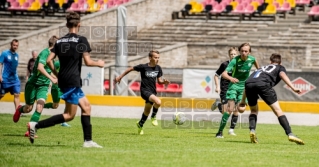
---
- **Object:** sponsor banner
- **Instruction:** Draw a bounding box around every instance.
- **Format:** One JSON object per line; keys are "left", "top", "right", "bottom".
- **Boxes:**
{"left": 275, "top": 72, "right": 319, "bottom": 101}
{"left": 182, "top": 69, "right": 219, "bottom": 98}
{"left": 81, "top": 66, "right": 104, "bottom": 95}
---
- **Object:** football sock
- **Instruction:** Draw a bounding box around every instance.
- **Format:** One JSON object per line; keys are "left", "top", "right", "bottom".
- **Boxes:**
{"left": 151, "top": 107, "right": 158, "bottom": 118}
{"left": 19, "top": 105, "right": 24, "bottom": 113}
{"left": 35, "top": 114, "right": 65, "bottom": 129}
{"left": 218, "top": 112, "right": 230, "bottom": 132}
{"left": 43, "top": 103, "right": 53, "bottom": 109}
{"left": 138, "top": 113, "right": 148, "bottom": 127}
{"left": 230, "top": 115, "right": 238, "bottom": 129}
{"left": 249, "top": 114, "right": 257, "bottom": 130}
{"left": 217, "top": 103, "right": 222, "bottom": 113}
{"left": 278, "top": 115, "right": 292, "bottom": 135}
{"left": 81, "top": 115, "right": 92, "bottom": 141}
{"left": 30, "top": 111, "right": 41, "bottom": 122}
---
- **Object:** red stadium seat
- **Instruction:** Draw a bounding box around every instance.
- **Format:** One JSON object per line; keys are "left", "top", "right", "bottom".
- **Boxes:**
{"left": 104, "top": 80, "right": 109, "bottom": 90}
{"left": 130, "top": 82, "right": 140, "bottom": 91}
{"left": 156, "top": 83, "right": 165, "bottom": 92}
{"left": 165, "top": 83, "right": 179, "bottom": 93}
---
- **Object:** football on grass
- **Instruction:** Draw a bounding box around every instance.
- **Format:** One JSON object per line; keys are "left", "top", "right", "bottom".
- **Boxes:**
{"left": 173, "top": 112, "right": 186, "bottom": 125}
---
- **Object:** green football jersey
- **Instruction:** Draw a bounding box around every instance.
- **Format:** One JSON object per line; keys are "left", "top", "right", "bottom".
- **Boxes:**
{"left": 28, "top": 48, "right": 52, "bottom": 85}
{"left": 225, "top": 55, "right": 256, "bottom": 86}
{"left": 54, "top": 60, "right": 60, "bottom": 72}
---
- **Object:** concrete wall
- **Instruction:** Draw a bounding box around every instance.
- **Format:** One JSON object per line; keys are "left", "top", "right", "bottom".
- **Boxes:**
{"left": 0, "top": 0, "right": 188, "bottom": 64}
{"left": 187, "top": 44, "right": 310, "bottom": 70}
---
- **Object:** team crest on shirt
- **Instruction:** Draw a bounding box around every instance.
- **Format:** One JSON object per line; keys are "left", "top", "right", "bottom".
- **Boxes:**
{"left": 145, "top": 71, "right": 158, "bottom": 78}
{"left": 247, "top": 63, "right": 252, "bottom": 67}
{"left": 8, "top": 55, "right": 11, "bottom": 60}
{"left": 15, "top": 56, "right": 18, "bottom": 60}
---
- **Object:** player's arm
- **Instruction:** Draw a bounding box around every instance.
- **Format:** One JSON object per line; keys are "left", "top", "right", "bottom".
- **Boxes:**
{"left": 47, "top": 52, "right": 58, "bottom": 76}
{"left": 213, "top": 75, "right": 220, "bottom": 94}
{"left": 83, "top": 52, "right": 104, "bottom": 68}
{"left": 279, "top": 71, "right": 301, "bottom": 94}
{"left": 0, "top": 63, "right": 3, "bottom": 82}
{"left": 37, "top": 63, "right": 57, "bottom": 84}
{"left": 253, "top": 59, "right": 260, "bottom": 69}
{"left": 0, "top": 53, "right": 4, "bottom": 82}
{"left": 221, "top": 59, "right": 238, "bottom": 83}
{"left": 114, "top": 67, "right": 134, "bottom": 84}
{"left": 157, "top": 77, "right": 170, "bottom": 85}
{"left": 214, "top": 63, "right": 226, "bottom": 94}
{"left": 26, "top": 70, "right": 30, "bottom": 80}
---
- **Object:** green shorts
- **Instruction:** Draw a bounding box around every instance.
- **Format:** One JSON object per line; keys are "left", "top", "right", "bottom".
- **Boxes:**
{"left": 24, "top": 82, "right": 49, "bottom": 105}
{"left": 226, "top": 83, "right": 245, "bottom": 104}
{"left": 51, "top": 84, "right": 62, "bottom": 103}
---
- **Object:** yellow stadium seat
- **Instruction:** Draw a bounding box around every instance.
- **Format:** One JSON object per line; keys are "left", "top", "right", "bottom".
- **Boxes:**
{"left": 265, "top": 0, "right": 274, "bottom": 4}
{"left": 189, "top": 0, "right": 197, "bottom": 6}
{"left": 18, "top": 0, "right": 26, "bottom": 6}
{"left": 250, "top": 1, "right": 259, "bottom": 10}
{"left": 230, "top": 1, "right": 239, "bottom": 9}
{"left": 286, "top": 0, "right": 296, "bottom": 8}
{"left": 262, "top": 4, "right": 276, "bottom": 14}
{"left": 190, "top": 3, "right": 204, "bottom": 13}
{"left": 28, "top": 1, "right": 41, "bottom": 11}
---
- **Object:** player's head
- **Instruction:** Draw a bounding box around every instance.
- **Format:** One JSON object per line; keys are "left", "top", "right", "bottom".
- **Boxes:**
{"left": 149, "top": 50, "right": 160, "bottom": 65}
{"left": 10, "top": 39, "right": 19, "bottom": 52}
{"left": 270, "top": 53, "right": 281, "bottom": 65}
{"left": 49, "top": 35, "right": 59, "bottom": 48}
{"left": 66, "top": 12, "right": 80, "bottom": 30}
{"left": 238, "top": 43, "right": 251, "bottom": 57}
{"left": 228, "top": 47, "right": 237, "bottom": 60}
{"left": 31, "top": 50, "right": 38, "bottom": 59}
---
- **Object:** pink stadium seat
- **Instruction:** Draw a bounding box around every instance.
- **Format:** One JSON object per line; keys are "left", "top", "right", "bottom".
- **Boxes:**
{"left": 221, "top": 0, "right": 232, "bottom": 5}
{"left": 210, "top": 4, "right": 224, "bottom": 14}
{"left": 8, "top": 1, "right": 20, "bottom": 10}
{"left": 130, "top": 82, "right": 140, "bottom": 91}
{"left": 165, "top": 84, "right": 179, "bottom": 93}
{"left": 296, "top": 0, "right": 310, "bottom": 5}
{"left": 276, "top": 2, "right": 291, "bottom": 12}
{"left": 21, "top": 2, "right": 30, "bottom": 10}
{"left": 243, "top": 4, "right": 255, "bottom": 13}
{"left": 308, "top": 5, "right": 319, "bottom": 16}
{"left": 209, "top": 1, "right": 218, "bottom": 7}
{"left": 232, "top": 4, "right": 245, "bottom": 14}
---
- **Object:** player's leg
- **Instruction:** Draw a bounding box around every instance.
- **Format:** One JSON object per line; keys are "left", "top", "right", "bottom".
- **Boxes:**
{"left": 149, "top": 94, "right": 161, "bottom": 126}
{"left": 262, "top": 87, "right": 304, "bottom": 145}
{"left": 78, "top": 95, "right": 102, "bottom": 148}
{"left": 51, "top": 86, "right": 70, "bottom": 127}
{"left": 216, "top": 85, "right": 237, "bottom": 138}
{"left": 13, "top": 82, "right": 35, "bottom": 123}
{"left": 136, "top": 91, "right": 153, "bottom": 135}
{"left": 245, "top": 83, "right": 260, "bottom": 143}
{"left": 27, "top": 87, "right": 79, "bottom": 144}
{"left": 211, "top": 98, "right": 221, "bottom": 112}
{"left": 228, "top": 88, "right": 244, "bottom": 136}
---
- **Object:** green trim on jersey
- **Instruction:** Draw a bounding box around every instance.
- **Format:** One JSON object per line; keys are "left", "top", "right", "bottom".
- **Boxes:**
{"left": 28, "top": 48, "right": 52, "bottom": 85}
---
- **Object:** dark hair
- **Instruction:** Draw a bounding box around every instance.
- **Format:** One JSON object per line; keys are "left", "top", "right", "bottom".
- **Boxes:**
{"left": 149, "top": 50, "right": 159, "bottom": 57}
{"left": 66, "top": 12, "right": 80, "bottom": 28}
{"left": 270, "top": 53, "right": 281, "bottom": 64}
{"left": 238, "top": 43, "right": 251, "bottom": 52}
{"left": 11, "top": 39, "right": 18, "bottom": 45}
{"left": 48, "top": 36, "right": 59, "bottom": 47}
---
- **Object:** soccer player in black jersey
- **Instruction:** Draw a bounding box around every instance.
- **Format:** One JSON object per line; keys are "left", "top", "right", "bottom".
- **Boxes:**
{"left": 239, "top": 53, "right": 304, "bottom": 145}
{"left": 115, "top": 50, "right": 170, "bottom": 135}
{"left": 27, "top": 12, "right": 104, "bottom": 148}
{"left": 212, "top": 47, "right": 239, "bottom": 136}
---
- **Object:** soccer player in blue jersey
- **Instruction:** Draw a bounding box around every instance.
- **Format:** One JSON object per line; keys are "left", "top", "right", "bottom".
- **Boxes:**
{"left": 0, "top": 39, "right": 21, "bottom": 121}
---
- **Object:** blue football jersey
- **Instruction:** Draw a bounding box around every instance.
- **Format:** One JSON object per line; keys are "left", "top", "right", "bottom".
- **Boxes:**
{"left": 0, "top": 49, "right": 19, "bottom": 83}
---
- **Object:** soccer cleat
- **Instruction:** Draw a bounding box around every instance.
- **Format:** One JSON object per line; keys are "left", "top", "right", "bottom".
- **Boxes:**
{"left": 83, "top": 141, "right": 103, "bottom": 148}
{"left": 228, "top": 129, "right": 237, "bottom": 136}
{"left": 13, "top": 105, "right": 22, "bottom": 123}
{"left": 136, "top": 121, "right": 144, "bottom": 135}
{"left": 215, "top": 131, "right": 224, "bottom": 138}
{"left": 151, "top": 117, "right": 158, "bottom": 126}
{"left": 24, "top": 131, "right": 38, "bottom": 138}
{"left": 211, "top": 100, "right": 219, "bottom": 111}
{"left": 288, "top": 134, "right": 304, "bottom": 145}
{"left": 28, "top": 122, "right": 37, "bottom": 144}
{"left": 250, "top": 130, "right": 258, "bottom": 144}
{"left": 61, "top": 122, "right": 71, "bottom": 127}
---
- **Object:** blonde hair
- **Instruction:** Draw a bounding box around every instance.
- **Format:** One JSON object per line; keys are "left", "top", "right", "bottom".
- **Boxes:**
{"left": 228, "top": 47, "right": 237, "bottom": 55}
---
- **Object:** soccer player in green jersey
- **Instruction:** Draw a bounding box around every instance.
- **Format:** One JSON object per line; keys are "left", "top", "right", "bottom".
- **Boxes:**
{"left": 215, "top": 43, "right": 260, "bottom": 138}
{"left": 13, "top": 36, "right": 58, "bottom": 134}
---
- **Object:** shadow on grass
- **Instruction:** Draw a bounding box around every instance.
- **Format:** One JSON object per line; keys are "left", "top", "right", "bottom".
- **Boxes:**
{"left": 223, "top": 140, "right": 252, "bottom": 144}
{"left": 3, "top": 133, "right": 24, "bottom": 137}
{"left": 7, "top": 142, "right": 67, "bottom": 147}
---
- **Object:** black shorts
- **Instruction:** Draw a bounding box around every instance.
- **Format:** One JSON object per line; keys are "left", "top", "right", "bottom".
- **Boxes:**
{"left": 245, "top": 82, "right": 277, "bottom": 106}
{"left": 141, "top": 90, "right": 155, "bottom": 105}
{"left": 219, "top": 89, "right": 228, "bottom": 105}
